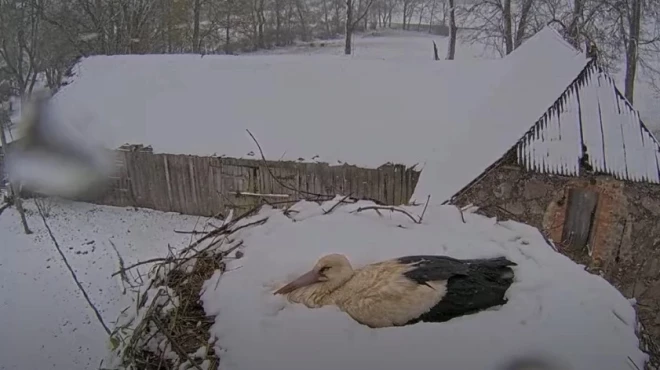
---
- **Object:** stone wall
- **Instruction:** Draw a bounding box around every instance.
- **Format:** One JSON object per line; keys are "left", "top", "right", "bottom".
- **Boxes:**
{"left": 451, "top": 162, "right": 660, "bottom": 351}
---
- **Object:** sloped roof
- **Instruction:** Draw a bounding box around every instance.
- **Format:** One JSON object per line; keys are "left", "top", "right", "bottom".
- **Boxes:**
{"left": 514, "top": 60, "right": 660, "bottom": 183}
{"left": 411, "top": 27, "right": 590, "bottom": 204}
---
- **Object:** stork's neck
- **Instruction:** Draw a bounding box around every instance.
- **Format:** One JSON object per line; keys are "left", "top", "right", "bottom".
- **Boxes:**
{"left": 286, "top": 271, "right": 356, "bottom": 308}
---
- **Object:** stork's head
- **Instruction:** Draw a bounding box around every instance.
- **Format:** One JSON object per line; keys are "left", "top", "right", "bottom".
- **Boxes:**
{"left": 273, "top": 254, "right": 354, "bottom": 297}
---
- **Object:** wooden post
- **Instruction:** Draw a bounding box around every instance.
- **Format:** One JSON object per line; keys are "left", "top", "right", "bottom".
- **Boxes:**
{"left": 561, "top": 188, "right": 599, "bottom": 252}
{"left": 0, "top": 109, "right": 32, "bottom": 234}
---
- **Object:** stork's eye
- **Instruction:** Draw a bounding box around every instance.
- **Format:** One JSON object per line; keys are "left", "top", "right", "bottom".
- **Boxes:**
{"left": 319, "top": 266, "right": 330, "bottom": 274}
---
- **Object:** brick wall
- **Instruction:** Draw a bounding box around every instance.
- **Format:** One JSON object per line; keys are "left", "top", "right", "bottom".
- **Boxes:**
{"left": 451, "top": 162, "right": 660, "bottom": 350}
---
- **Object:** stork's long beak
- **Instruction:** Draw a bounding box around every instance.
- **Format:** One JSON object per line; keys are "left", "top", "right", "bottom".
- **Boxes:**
{"left": 273, "top": 270, "right": 321, "bottom": 295}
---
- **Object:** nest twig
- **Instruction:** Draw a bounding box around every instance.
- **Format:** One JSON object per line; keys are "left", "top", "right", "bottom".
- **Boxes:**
{"left": 108, "top": 203, "right": 272, "bottom": 370}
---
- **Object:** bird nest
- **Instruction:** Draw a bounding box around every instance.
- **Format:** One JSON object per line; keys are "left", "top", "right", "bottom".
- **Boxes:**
{"left": 105, "top": 194, "right": 374, "bottom": 370}
{"left": 105, "top": 204, "right": 271, "bottom": 370}
{"left": 638, "top": 320, "right": 660, "bottom": 370}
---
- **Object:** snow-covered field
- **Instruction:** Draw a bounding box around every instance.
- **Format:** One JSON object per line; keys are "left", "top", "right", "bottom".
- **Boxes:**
{"left": 200, "top": 199, "right": 647, "bottom": 370}
{"left": 0, "top": 200, "right": 203, "bottom": 369}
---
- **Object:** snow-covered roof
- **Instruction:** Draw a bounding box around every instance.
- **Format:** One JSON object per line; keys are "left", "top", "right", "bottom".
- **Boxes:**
{"left": 515, "top": 61, "right": 660, "bottom": 183}
{"left": 412, "top": 27, "right": 589, "bottom": 204}
{"left": 48, "top": 51, "right": 508, "bottom": 168}
{"left": 50, "top": 26, "right": 631, "bottom": 206}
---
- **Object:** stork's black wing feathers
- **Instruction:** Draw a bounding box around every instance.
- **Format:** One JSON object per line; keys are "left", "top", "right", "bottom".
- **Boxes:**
{"left": 396, "top": 255, "right": 518, "bottom": 326}
{"left": 397, "top": 255, "right": 471, "bottom": 284}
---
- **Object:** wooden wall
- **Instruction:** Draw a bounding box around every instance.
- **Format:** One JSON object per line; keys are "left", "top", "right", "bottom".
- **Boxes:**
{"left": 84, "top": 149, "right": 421, "bottom": 217}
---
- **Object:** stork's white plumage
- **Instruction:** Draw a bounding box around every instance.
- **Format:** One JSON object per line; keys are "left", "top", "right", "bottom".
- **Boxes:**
{"left": 274, "top": 253, "right": 516, "bottom": 328}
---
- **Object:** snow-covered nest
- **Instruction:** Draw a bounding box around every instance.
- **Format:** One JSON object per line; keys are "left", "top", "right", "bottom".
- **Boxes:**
{"left": 109, "top": 197, "right": 648, "bottom": 370}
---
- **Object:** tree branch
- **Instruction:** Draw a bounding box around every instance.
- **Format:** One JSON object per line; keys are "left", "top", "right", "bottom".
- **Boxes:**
{"left": 35, "top": 200, "right": 111, "bottom": 336}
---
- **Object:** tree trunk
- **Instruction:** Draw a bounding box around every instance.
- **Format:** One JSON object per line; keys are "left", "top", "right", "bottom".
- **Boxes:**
{"left": 428, "top": 0, "right": 437, "bottom": 31}
{"left": 345, "top": 0, "right": 353, "bottom": 54}
{"left": 513, "top": 0, "right": 534, "bottom": 49}
{"left": 503, "top": 0, "right": 513, "bottom": 55}
{"left": 192, "top": 0, "right": 201, "bottom": 53}
{"left": 402, "top": 1, "right": 408, "bottom": 30}
{"left": 322, "top": 0, "right": 331, "bottom": 38}
{"left": 406, "top": 5, "right": 415, "bottom": 28}
{"left": 225, "top": 1, "right": 232, "bottom": 54}
{"left": 335, "top": 0, "right": 342, "bottom": 35}
{"left": 567, "top": 0, "right": 584, "bottom": 48}
{"left": 296, "top": 0, "right": 309, "bottom": 41}
{"left": 275, "top": 0, "right": 282, "bottom": 45}
{"left": 417, "top": 8, "right": 424, "bottom": 31}
{"left": 0, "top": 113, "right": 31, "bottom": 234}
{"left": 624, "top": 0, "right": 642, "bottom": 103}
{"left": 446, "top": 0, "right": 456, "bottom": 59}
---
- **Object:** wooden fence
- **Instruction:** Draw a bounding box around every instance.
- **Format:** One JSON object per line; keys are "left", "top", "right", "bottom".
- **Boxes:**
{"left": 81, "top": 149, "right": 421, "bottom": 217}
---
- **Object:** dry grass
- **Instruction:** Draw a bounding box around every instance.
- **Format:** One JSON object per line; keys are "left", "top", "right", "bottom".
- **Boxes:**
{"left": 638, "top": 320, "right": 660, "bottom": 370}
{"left": 134, "top": 253, "right": 223, "bottom": 370}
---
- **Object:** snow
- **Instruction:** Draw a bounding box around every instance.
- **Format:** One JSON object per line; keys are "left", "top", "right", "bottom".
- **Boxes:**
{"left": 514, "top": 62, "right": 660, "bottom": 183}
{"left": 200, "top": 198, "right": 647, "bottom": 370}
{"left": 0, "top": 200, "right": 205, "bottom": 369}
{"left": 48, "top": 35, "right": 504, "bottom": 171}
{"left": 48, "top": 27, "right": 591, "bottom": 206}
{"left": 411, "top": 27, "right": 589, "bottom": 204}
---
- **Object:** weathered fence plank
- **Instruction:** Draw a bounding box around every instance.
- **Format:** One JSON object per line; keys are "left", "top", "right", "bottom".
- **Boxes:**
{"left": 79, "top": 151, "right": 421, "bottom": 217}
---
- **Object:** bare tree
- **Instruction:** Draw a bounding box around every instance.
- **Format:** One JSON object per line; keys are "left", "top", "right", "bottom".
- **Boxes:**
{"left": 0, "top": 0, "right": 44, "bottom": 99}
{"left": 345, "top": 0, "right": 374, "bottom": 54}
{"left": 623, "top": 0, "right": 642, "bottom": 103}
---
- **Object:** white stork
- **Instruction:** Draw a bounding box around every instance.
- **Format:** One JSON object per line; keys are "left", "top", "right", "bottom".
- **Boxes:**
{"left": 274, "top": 253, "right": 517, "bottom": 328}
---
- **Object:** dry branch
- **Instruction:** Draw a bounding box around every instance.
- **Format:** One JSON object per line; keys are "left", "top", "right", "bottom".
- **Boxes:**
{"left": 236, "top": 191, "right": 290, "bottom": 198}
{"left": 182, "top": 203, "right": 263, "bottom": 254}
{"left": 245, "top": 129, "right": 333, "bottom": 201}
{"left": 109, "top": 239, "right": 133, "bottom": 293}
{"left": 419, "top": 195, "right": 431, "bottom": 223}
{"left": 174, "top": 230, "right": 208, "bottom": 235}
{"left": 35, "top": 201, "right": 111, "bottom": 336}
{"left": 111, "top": 257, "right": 176, "bottom": 278}
{"left": 351, "top": 206, "right": 421, "bottom": 224}
{"left": 456, "top": 205, "right": 466, "bottom": 223}
{"left": 322, "top": 194, "right": 355, "bottom": 215}
{"left": 151, "top": 316, "right": 204, "bottom": 370}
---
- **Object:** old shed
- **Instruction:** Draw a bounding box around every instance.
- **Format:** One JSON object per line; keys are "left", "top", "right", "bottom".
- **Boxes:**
{"left": 438, "top": 34, "right": 660, "bottom": 352}
{"left": 45, "top": 34, "right": 517, "bottom": 215}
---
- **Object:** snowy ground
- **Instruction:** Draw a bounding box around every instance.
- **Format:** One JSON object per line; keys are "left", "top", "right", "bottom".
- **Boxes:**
{"left": 0, "top": 200, "right": 205, "bottom": 369}
{"left": 200, "top": 198, "right": 647, "bottom": 370}
{"left": 247, "top": 28, "right": 499, "bottom": 60}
